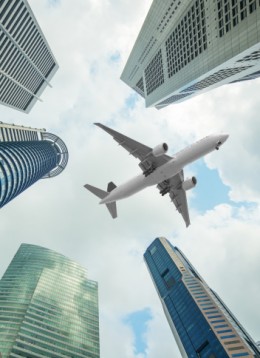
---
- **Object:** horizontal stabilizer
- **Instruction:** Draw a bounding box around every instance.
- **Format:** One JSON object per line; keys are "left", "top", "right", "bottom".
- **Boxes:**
{"left": 84, "top": 183, "right": 118, "bottom": 219}
{"left": 106, "top": 202, "right": 117, "bottom": 219}
{"left": 84, "top": 184, "right": 108, "bottom": 199}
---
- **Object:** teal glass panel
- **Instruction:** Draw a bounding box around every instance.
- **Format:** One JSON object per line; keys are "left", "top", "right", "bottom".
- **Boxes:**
{"left": 0, "top": 244, "right": 99, "bottom": 358}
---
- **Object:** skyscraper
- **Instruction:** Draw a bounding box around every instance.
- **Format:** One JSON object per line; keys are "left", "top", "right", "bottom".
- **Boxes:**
{"left": 0, "top": 243, "right": 100, "bottom": 358}
{"left": 0, "top": 121, "right": 68, "bottom": 208}
{"left": 121, "top": 0, "right": 260, "bottom": 109}
{"left": 144, "top": 237, "right": 260, "bottom": 357}
{"left": 0, "top": 0, "right": 58, "bottom": 113}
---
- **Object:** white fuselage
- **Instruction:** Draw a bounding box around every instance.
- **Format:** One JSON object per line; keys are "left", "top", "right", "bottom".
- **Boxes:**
{"left": 100, "top": 134, "right": 228, "bottom": 205}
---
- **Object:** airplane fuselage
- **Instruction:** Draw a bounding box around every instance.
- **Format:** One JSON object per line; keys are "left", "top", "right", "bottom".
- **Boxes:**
{"left": 100, "top": 134, "right": 228, "bottom": 205}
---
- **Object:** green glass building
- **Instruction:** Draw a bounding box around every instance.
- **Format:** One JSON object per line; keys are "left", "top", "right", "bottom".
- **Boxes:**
{"left": 0, "top": 244, "right": 99, "bottom": 358}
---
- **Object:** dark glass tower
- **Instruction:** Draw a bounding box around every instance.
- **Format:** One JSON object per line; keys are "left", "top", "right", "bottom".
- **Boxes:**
{"left": 0, "top": 122, "right": 68, "bottom": 208}
{"left": 144, "top": 237, "right": 260, "bottom": 358}
{"left": 0, "top": 244, "right": 100, "bottom": 358}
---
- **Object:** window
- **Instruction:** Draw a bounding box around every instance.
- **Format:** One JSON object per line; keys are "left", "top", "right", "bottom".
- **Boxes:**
{"left": 161, "top": 268, "right": 176, "bottom": 289}
{"left": 181, "top": 66, "right": 252, "bottom": 93}
{"left": 205, "top": 311, "right": 219, "bottom": 315}
{"left": 217, "top": 0, "right": 258, "bottom": 37}
{"left": 224, "top": 340, "right": 241, "bottom": 345}
{"left": 214, "top": 324, "right": 228, "bottom": 328}
{"left": 249, "top": 0, "right": 257, "bottom": 13}
{"left": 202, "top": 306, "right": 216, "bottom": 310}
{"left": 196, "top": 340, "right": 216, "bottom": 357}
{"left": 150, "top": 246, "right": 157, "bottom": 255}
{"left": 217, "top": 329, "right": 232, "bottom": 333}
{"left": 144, "top": 50, "right": 164, "bottom": 95}
{"left": 220, "top": 334, "right": 237, "bottom": 339}
{"left": 156, "top": 92, "right": 191, "bottom": 107}
{"left": 165, "top": 0, "right": 207, "bottom": 77}
{"left": 208, "top": 315, "right": 222, "bottom": 319}
{"left": 228, "top": 346, "right": 245, "bottom": 351}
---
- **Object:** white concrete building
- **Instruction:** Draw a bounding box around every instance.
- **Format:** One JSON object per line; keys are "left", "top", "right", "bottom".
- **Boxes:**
{"left": 0, "top": 0, "right": 58, "bottom": 113}
{"left": 121, "top": 0, "right": 260, "bottom": 109}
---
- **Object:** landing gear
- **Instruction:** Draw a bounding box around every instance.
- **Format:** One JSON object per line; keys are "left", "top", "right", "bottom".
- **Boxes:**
{"left": 160, "top": 180, "right": 170, "bottom": 196}
{"left": 160, "top": 187, "right": 170, "bottom": 196}
{"left": 143, "top": 166, "right": 156, "bottom": 177}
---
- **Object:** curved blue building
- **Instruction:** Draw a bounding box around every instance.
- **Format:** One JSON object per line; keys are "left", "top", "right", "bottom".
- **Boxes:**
{"left": 0, "top": 122, "right": 68, "bottom": 208}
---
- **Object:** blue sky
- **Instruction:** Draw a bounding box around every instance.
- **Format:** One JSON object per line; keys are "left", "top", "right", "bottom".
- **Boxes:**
{"left": 0, "top": 1, "right": 260, "bottom": 357}
{"left": 124, "top": 308, "right": 153, "bottom": 356}
{"left": 190, "top": 159, "right": 230, "bottom": 212}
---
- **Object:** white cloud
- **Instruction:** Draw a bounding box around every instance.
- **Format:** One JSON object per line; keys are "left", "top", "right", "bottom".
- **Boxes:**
{"left": 0, "top": 0, "right": 260, "bottom": 357}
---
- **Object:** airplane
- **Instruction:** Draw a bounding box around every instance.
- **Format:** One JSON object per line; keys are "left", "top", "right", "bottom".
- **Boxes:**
{"left": 84, "top": 123, "right": 229, "bottom": 227}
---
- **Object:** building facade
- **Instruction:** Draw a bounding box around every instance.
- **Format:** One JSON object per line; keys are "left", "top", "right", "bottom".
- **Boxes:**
{"left": 0, "top": 121, "right": 68, "bottom": 208}
{"left": 121, "top": 0, "right": 260, "bottom": 109}
{"left": 144, "top": 237, "right": 260, "bottom": 357}
{"left": 0, "top": 243, "right": 100, "bottom": 358}
{"left": 0, "top": 0, "right": 58, "bottom": 113}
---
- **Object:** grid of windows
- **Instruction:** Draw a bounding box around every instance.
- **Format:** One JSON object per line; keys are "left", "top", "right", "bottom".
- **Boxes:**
{"left": 156, "top": 92, "right": 192, "bottom": 107}
{"left": 144, "top": 239, "right": 230, "bottom": 357}
{"left": 135, "top": 77, "right": 145, "bottom": 97}
{"left": 0, "top": 244, "right": 99, "bottom": 358}
{"left": 0, "top": 126, "right": 39, "bottom": 142}
{"left": 166, "top": 0, "right": 207, "bottom": 78}
{"left": 144, "top": 238, "right": 260, "bottom": 358}
{"left": 156, "top": 0, "right": 182, "bottom": 34}
{"left": 0, "top": 124, "right": 68, "bottom": 209}
{"left": 237, "top": 50, "right": 260, "bottom": 62}
{"left": 0, "top": 141, "right": 57, "bottom": 208}
{"left": 217, "top": 0, "right": 259, "bottom": 37}
{"left": 0, "top": 73, "right": 32, "bottom": 111}
{"left": 233, "top": 69, "right": 260, "bottom": 82}
{"left": 181, "top": 66, "right": 252, "bottom": 92}
{"left": 144, "top": 49, "right": 164, "bottom": 95}
{"left": 0, "top": 0, "right": 58, "bottom": 112}
{"left": 121, "top": 0, "right": 260, "bottom": 108}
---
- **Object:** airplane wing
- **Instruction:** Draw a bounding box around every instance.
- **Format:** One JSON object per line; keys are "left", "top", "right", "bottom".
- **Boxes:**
{"left": 94, "top": 123, "right": 171, "bottom": 172}
{"left": 157, "top": 170, "right": 191, "bottom": 227}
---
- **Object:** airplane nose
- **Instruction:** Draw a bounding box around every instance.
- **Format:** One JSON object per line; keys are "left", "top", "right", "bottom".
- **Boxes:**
{"left": 215, "top": 134, "right": 229, "bottom": 150}
{"left": 221, "top": 134, "right": 229, "bottom": 143}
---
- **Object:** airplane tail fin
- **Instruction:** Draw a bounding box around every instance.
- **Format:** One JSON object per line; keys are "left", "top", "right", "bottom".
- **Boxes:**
{"left": 107, "top": 181, "right": 117, "bottom": 192}
{"left": 84, "top": 182, "right": 118, "bottom": 219}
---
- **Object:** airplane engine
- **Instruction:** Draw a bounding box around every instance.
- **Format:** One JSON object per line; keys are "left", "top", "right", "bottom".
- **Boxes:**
{"left": 182, "top": 176, "right": 197, "bottom": 191}
{"left": 152, "top": 143, "right": 168, "bottom": 157}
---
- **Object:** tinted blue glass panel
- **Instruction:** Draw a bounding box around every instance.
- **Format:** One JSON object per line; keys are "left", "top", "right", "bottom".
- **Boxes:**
{"left": 144, "top": 239, "right": 230, "bottom": 358}
{"left": 215, "top": 324, "right": 229, "bottom": 328}
{"left": 0, "top": 141, "right": 56, "bottom": 208}
{"left": 221, "top": 334, "right": 237, "bottom": 339}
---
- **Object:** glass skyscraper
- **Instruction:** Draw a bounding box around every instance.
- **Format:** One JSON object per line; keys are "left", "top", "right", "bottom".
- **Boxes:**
{"left": 0, "top": 243, "right": 100, "bottom": 358}
{"left": 0, "top": 121, "right": 68, "bottom": 208}
{"left": 144, "top": 237, "right": 260, "bottom": 358}
{"left": 0, "top": 0, "right": 58, "bottom": 113}
{"left": 121, "top": 0, "right": 260, "bottom": 108}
